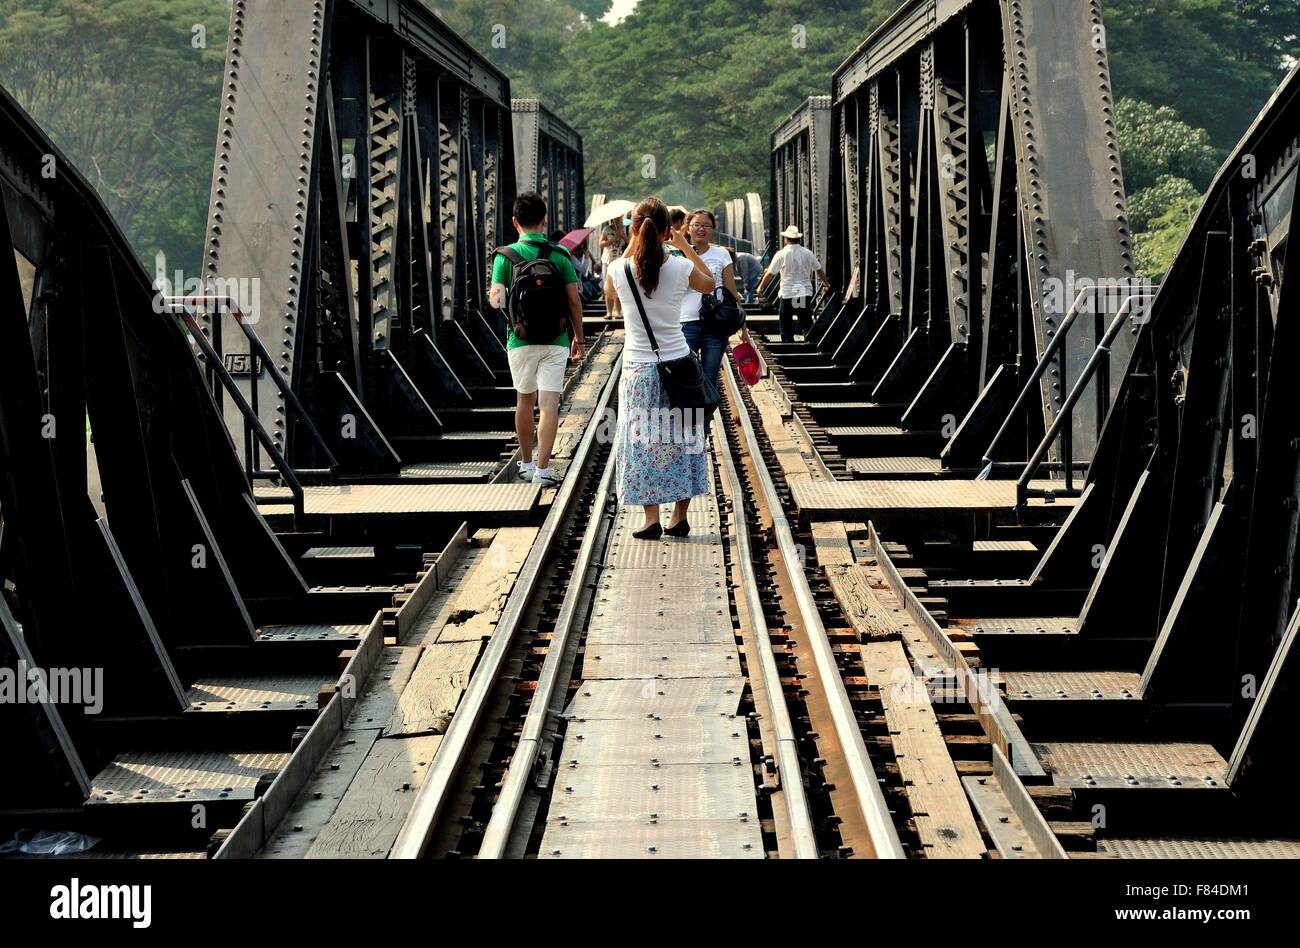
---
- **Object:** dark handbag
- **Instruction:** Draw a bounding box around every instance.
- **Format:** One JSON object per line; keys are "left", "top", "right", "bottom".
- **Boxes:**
{"left": 623, "top": 261, "right": 720, "bottom": 413}
{"left": 699, "top": 286, "right": 745, "bottom": 336}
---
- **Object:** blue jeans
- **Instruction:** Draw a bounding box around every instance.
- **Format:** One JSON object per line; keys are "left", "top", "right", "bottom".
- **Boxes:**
{"left": 681, "top": 320, "right": 727, "bottom": 437}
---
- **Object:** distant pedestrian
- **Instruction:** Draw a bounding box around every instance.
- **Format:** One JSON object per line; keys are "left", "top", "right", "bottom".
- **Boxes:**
{"left": 599, "top": 218, "right": 627, "bottom": 320}
{"left": 606, "top": 197, "right": 717, "bottom": 540}
{"left": 489, "top": 192, "right": 585, "bottom": 488}
{"left": 757, "top": 225, "right": 828, "bottom": 343}
{"left": 734, "top": 251, "right": 763, "bottom": 302}
{"left": 667, "top": 207, "right": 688, "bottom": 257}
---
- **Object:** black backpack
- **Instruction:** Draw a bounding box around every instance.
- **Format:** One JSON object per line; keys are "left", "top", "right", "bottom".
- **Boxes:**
{"left": 495, "top": 241, "right": 571, "bottom": 342}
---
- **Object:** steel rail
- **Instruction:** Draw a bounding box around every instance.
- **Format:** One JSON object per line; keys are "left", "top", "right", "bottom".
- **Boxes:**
{"left": 482, "top": 374, "right": 819, "bottom": 858}
{"left": 712, "top": 400, "right": 820, "bottom": 858}
{"left": 722, "top": 360, "right": 906, "bottom": 859}
{"left": 390, "top": 358, "right": 622, "bottom": 858}
{"left": 476, "top": 444, "right": 619, "bottom": 858}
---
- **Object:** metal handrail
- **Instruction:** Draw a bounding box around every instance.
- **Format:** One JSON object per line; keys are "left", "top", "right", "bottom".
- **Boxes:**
{"left": 979, "top": 286, "right": 1156, "bottom": 496}
{"left": 167, "top": 305, "right": 307, "bottom": 521}
{"left": 1017, "top": 290, "right": 1155, "bottom": 505}
{"left": 163, "top": 296, "right": 338, "bottom": 479}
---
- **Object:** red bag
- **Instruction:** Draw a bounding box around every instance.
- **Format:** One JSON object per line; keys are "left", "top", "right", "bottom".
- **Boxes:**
{"left": 732, "top": 341, "right": 763, "bottom": 386}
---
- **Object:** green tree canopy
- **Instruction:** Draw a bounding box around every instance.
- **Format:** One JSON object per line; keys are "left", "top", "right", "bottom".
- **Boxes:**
{"left": 1103, "top": 0, "right": 1300, "bottom": 149}
{"left": 0, "top": 0, "right": 228, "bottom": 276}
{"left": 1115, "top": 97, "right": 1222, "bottom": 193}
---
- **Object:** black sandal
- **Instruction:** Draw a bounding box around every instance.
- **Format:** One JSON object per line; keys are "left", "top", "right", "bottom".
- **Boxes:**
{"left": 633, "top": 523, "right": 663, "bottom": 541}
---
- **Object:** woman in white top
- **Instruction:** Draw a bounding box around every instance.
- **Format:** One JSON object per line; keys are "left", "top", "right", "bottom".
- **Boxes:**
{"left": 679, "top": 209, "right": 750, "bottom": 436}
{"left": 605, "top": 197, "right": 717, "bottom": 540}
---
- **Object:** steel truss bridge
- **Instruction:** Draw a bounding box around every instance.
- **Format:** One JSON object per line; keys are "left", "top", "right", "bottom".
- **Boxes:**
{"left": 1, "top": 0, "right": 1297, "bottom": 860}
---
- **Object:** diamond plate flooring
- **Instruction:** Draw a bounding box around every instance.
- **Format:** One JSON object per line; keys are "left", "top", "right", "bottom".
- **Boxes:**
{"left": 539, "top": 456, "right": 763, "bottom": 858}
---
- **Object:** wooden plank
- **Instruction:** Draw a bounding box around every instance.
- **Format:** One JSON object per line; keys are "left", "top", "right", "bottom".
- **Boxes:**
{"left": 435, "top": 527, "right": 537, "bottom": 643}
{"left": 261, "top": 729, "right": 381, "bottom": 858}
{"left": 811, "top": 521, "right": 856, "bottom": 567}
{"left": 386, "top": 640, "right": 483, "bottom": 736}
{"left": 860, "top": 640, "right": 985, "bottom": 858}
{"left": 826, "top": 565, "right": 904, "bottom": 640}
{"left": 305, "top": 734, "right": 443, "bottom": 859}
{"left": 439, "top": 527, "right": 536, "bottom": 617}
{"left": 344, "top": 646, "right": 420, "bottom": 730}
{"left": 752, "top": 378, "right": 813, "bottom": 481}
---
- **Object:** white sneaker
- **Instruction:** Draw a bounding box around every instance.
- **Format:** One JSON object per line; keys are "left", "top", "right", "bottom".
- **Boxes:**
{"left": 534, "top": 468, "right": 562, "bottom": 488}
{"left": 517, "top": 460, "right": 536, "bottom": 482}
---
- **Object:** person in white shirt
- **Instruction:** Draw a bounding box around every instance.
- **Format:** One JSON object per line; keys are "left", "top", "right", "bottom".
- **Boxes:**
{"left": 599, "top": 219, "right": 627, "bottom": 320}
{"left": 605, "top": 197, "right": 716, "bottom": 540}
{"left": 679, "top": 209, "right": 750, "bottom": 436}
{"left": 758, "top": 225, "right": 828, "bottom": 342}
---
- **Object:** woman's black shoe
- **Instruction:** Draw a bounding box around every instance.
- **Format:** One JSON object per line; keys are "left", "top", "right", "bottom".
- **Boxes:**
{"left": 633, "top": 523, "right": 663, "bottom": 541}
{"left": 665, "top": 520, "right": 691, "bottom": 537}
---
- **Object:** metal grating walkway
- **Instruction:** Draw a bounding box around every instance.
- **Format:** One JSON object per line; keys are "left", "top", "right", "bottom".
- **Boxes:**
{"left": 257, "top": 483, "right": 539, "bottom": 517}
{"left": 539, "top": 462, "right": 763, "bottom": 858}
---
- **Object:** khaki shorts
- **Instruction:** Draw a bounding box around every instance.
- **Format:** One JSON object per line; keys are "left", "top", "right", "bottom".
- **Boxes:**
{"left": 508, "top": 344, "right": 568, "bottom": 394}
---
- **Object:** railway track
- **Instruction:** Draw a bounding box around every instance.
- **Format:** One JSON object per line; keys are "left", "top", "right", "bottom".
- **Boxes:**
{"left": 386, "top": 330, "right": 908, "bottom": 859}
{"left": 359, "top": 323, "right": 1055, "bottom": 861}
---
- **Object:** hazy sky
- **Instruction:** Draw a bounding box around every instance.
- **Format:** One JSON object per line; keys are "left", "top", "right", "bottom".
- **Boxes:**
{"left": 603, "top": 0, "right": 639, "bottom": 25}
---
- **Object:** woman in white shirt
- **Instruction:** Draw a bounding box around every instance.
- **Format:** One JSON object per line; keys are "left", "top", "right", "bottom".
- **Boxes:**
{"left": 605, "top": 197, "right": 717, "bottom": 539}
{"left": 680, "top": 210, "right": 750, "bottom": 436}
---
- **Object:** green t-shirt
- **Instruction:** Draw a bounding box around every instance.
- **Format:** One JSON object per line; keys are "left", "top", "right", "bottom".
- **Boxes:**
{"left": 492, "top": 232, "right": 578, "bottom": 349}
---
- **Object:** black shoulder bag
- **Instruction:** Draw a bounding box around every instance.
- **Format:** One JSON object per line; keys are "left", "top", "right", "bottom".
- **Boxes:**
{"left": 698, "top": 285, "right": 745, "bottom": 336}
{"left": 623, "top": 260, "right": 719, "bottom": 413}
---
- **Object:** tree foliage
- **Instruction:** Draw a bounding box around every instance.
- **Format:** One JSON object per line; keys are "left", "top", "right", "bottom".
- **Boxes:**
{"left": 429, "top": 0, "right": 897, "bottom": 206}
{"left": 2, "top": 0, "right": 1298, "bottom": 283}
{"left": 1103, "top": 0, "right": 1300, "bottom": 149}
{"left": 0, "top": 0, "right": 228, "bottom": 276}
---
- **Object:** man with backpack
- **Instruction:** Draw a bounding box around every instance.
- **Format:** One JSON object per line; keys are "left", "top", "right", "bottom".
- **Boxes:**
{"left": 489, "top": 192, "right": 585, "bottom": 487}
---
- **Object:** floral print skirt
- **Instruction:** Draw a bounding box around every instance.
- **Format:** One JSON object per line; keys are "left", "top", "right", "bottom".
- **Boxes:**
{"left": 616, "top": 361, "right": 710, "bottom": 506}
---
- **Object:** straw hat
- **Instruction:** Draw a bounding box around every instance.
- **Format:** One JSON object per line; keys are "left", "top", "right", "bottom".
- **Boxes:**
{"left": 780, "top": 225, "right": 803, "bottom": 239}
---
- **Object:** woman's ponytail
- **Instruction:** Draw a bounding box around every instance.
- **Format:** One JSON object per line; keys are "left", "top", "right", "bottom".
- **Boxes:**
{"left": 627, "top": 197, "right": 669, "bottom": 297}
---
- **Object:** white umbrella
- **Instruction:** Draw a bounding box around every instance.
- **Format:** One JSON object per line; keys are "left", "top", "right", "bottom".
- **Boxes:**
{"left": 584, "top": 199, "right": 636, "bottom": 229}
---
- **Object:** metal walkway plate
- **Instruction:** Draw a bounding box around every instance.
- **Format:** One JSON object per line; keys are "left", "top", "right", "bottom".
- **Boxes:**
{"left": 972, "top": 539, "right": 1038, "bottom": 553}
{"left": 257, "top": 622, "right": 367, "bottom": 642}
{"left": 1096, "top": 837, "right": 1300, "bottom": 859}
{"left": 257, "top": 483, "right": 538, "bottom": 517}
{"left": 957, "top": 617, "right": 1079, "bottom": 635}
{"left": 790, "top": 479, "right": 1021, "bottom": 516}
{"left": 605, "top": 505, "right": 725, "bottom": 570}
{"left": 1002, "top": 670, "right": 1139, "bottom": 701}
{"left": 400, "top": 461, "right": 497, "bottom": 480}
{"left": 847, "top": 456, "right": 944, "bottom": 475}
{"left": 539, "top": 451, "right": 763, "bottom": 857}
{"left": 545, "top": 763, "right": 756, "bottom": 823}
{"left": 560, "top": 718, "right": 749, "bottom": 767}
{"left": 586, "top": 567, "right": 732, "bottom": 646}
{"left": 1034, "top": 742, "right": 1228, "bottom": 789}
{"left": 582, "top": 644, "right": 742, "bottom": 680}
{"left": 563, "top": 677, "right": 746, "bottom": 720}
{"left": 539, "top": 819, "right": 763, "bottom": 858}
{"left": 826, "top": 426, "right": 906, "bottom": 436}
{"left": 301, "top": 546, "right": 375, "bottom": 559}
{"left": 186, "top": 674, "right": 328, "bottom": 712}
{"left": 88, "top": 751, "right": 289, "bottom": 804}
